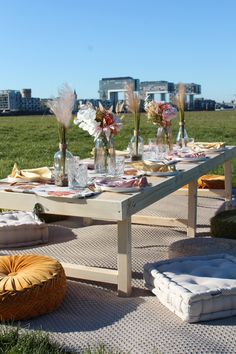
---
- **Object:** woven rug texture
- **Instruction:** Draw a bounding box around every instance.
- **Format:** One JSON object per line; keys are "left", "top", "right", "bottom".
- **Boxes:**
{"left": 1, "top": 193, "right": 236, "bottom": 354}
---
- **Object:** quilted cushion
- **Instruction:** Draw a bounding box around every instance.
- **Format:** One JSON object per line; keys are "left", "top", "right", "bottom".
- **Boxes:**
{"left": 0, "top": 254, "right": 67, "bottom": 321}
{"left": 0, "top": 211, "right": 48, "bottom": 247}
{"left": 144, "top": 253, "right": 236, "bottom": 323}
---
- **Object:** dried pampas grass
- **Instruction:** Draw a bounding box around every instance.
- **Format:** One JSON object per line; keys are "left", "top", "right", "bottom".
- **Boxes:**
{"left": 125, "top": 83, "right": 142, "bottom": 132}
{"left": 46, "top": 83, "right": 76, "bottom": 144}
{"left": 176, "top": 83, "right": 186, "bottom": 122}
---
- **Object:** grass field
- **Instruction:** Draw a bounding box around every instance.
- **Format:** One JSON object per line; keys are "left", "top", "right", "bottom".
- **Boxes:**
{"left": 0, "top": 326, "right": 122, "bottom": 354}
{"left": 0, "top": 110, "right": 235, "bottom": 184}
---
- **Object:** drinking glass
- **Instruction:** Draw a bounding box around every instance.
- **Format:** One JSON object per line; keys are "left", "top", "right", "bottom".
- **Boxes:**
{"left": 148, "top": 138, "right": 157, "bottom": 160}
{"left": 108, "top": 156, "right": 125, "bottom": 176}
{"left": 68, "top": 157, "right": 88, "bottom": 188}
{"left": 157, "top": 144, "right": 169, "bottom": 160}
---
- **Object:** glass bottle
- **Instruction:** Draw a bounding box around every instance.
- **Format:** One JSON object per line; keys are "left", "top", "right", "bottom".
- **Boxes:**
{"left": 176, "top": 124, "right": 189, "bottom": 148}
{"left": 94, "top": 132, "right": 116, "bottom": 174}
{"left": 128, "top": 130, "right": 144, "bottom": 161}
{"left": 53, "top": 143, "right": 73, "bottom": 186}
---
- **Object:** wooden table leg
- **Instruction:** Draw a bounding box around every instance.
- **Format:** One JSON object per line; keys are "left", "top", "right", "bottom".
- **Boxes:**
{"left": 187, "top": 180, "right": 198, "bottom": 237}
{"left": 224, "top": 160, "right": 232, "bottom": 204}
{"left": 117, "top": 218, "right": 132, "bottom": 296}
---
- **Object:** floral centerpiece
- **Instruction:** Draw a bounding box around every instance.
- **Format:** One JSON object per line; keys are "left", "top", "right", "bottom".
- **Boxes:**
{"left": 125, "top": 84, "right": 143, "bottom": 161}
{"left": 74, "top": 102, "right": 122, "bottom": 173}
{"left": 46, "top": 83, "right": 75, "bottom": 186}
{"left": 144, "top": 98, "right": 177, "bottom": 150}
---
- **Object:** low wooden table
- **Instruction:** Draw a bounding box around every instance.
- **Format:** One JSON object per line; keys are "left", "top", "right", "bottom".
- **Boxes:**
{"left": 0, "top": 147, "right": 235, "bottom": 296}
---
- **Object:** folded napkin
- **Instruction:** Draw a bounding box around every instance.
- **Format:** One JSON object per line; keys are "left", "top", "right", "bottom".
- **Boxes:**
{"left": 194, "top": 142, "right": 225, "bottom": 150}
{"left": 129, "top": 161, "right": 176, "bottom": 173}
{"left": 8, "top": 163, "right": 52, "bottom": 182}
{"left": 95, "top": 176, "right": 148, "bottom": 188}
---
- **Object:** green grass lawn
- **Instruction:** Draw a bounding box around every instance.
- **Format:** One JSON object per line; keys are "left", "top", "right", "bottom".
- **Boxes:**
{"left": 0, "top": 326, "right": 124, "bottom": 353}
{"left": 0, "top": 110, "right": 235, "bottom": 184}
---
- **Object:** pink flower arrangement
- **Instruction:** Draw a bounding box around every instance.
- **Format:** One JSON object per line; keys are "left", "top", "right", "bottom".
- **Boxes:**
{"left": 74, "top": 102, "right": 122, "bottom": 140}
{"left": 144, "top": 99, "right": 177, "bottom": 127}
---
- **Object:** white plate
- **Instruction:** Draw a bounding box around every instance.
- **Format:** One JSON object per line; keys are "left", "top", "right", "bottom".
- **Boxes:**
{"left": 177, "top": 156, "right": 208, "bottom": 162}
{"left": 141, "top": 170, "right": 180, "bottom": 177}
{"left": 95, "top": 184, "right": 140, "bottom": 193}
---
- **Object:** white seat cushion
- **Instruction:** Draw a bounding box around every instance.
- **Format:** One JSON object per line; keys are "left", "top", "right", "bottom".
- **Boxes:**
{"left": 0, "top": 211, "right": 48, "bottom": 248}
{"left": 144, "top": 253, "right": 236, "bottom": 323}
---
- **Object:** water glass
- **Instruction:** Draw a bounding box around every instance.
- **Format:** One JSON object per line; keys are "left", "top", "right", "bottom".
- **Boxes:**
{"left": 157, "top": 144, "right": 169, "bottom": 160}
{"left": 108, "top": 156, "right": 125, "bottom": 176}
{"left": 68, "top": 157, "right": 88, "bottom": 188}
{"left": 148, "top": 138, "right": 157, "bottom": 160}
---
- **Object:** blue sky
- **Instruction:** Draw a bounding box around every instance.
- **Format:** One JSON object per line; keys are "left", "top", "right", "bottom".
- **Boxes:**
{"left": 0, "top": 0, "right": 235, "bottom": 102}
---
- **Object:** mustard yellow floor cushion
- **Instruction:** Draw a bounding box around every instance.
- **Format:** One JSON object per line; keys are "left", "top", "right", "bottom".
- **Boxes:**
{"left": 182, "top": 174, "right": 225, "bottom": 189}
{"left": 198, "top": 175, "right": 225, "bottom": 189}
{"left": 0, "top": 254, "right": 67, "bottom": 321}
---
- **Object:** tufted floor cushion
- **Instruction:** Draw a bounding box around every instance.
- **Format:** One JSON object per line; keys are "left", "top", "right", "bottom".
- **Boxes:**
{"left": 0, "top": 211, "right": 48, "bottom": 248}
{"left": 144, "top": 253, "right": 236, "bottom": 323}
{"left": 0, "top": 254, "right": 67, "bottom": 321}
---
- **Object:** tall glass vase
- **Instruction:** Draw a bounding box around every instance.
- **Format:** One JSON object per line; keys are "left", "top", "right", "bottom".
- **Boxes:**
{"left": 156, "top": 126, "right": 173, "bottom": 152}
{"left": 54, "top": 143, "right": 73, "bottom": 186}
{"left": 129, "top": 130, "right": 144, "bottom": 161}
{"left": 94, "top": 132, "right": 115, "bottom": 174}
{"left": 176, "top": 124, "right": 189, "bottom": 148}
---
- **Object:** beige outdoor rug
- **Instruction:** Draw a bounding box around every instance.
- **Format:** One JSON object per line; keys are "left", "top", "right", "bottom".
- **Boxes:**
{"left": 1, "top": 193, "right": 236, "bottom": 354}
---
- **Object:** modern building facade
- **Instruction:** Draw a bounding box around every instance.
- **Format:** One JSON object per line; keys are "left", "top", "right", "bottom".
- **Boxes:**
{"left": 175, "top": 83, "right": 201, "bottom": 110}
{"left": 99, "top": 77, "right": 202, "bottom": 109}
{"left": 194, "top": 98, "right": 216, "bottom": 111}
{"left": 0, "top": 90, "right": 21, "bottom": 112}
{"left": 0, "top": 79, "right": 210, "bottom": 115}
{"left": 99, "top": 77, "right": 140, "bottom": 107}
{"left": 0, "top": 89, "right": 42, "bottom": 113}
{"left": 20, "top": 97, "right": 41, "bottom": 112}
{"left": 140, "top": 80, "right": 175, "bottom": 102}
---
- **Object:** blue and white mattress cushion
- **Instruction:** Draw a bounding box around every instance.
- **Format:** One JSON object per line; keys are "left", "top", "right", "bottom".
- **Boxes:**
{"left": 144, "top": 253, "right": 236, "bottom": 323}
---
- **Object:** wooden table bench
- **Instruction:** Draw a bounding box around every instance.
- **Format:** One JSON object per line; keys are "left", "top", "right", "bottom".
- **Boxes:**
{"left": 0, "top": 147, "right": 235, "bottom": 296}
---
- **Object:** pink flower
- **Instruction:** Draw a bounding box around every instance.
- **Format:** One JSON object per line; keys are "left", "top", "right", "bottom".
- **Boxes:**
{"left": 145, "top": 99, "right": 177, "bottom": 127}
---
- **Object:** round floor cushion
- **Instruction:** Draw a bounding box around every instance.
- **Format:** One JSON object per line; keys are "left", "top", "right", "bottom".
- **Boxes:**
{"left": 0, "top": 254, "right": 67, "bottom": 321}
{"left": 198, "top": 174, "right": 225, "bottom": 189}
{"left": 168, "top": 237, "right": 236, "bottom": 259}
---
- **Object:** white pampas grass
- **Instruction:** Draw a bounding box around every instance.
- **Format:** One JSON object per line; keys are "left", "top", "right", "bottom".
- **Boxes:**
{"left": 47, "top": 83, "right": 75, "bottom": 128}
{"left": 125, "top": 83, "right": 142, "bottom": 132}
{"left": 176, "top": 83, "right": 186, "bottom": 122}
{"left": 46, "top": 83, "right": 76, "bottom": 145}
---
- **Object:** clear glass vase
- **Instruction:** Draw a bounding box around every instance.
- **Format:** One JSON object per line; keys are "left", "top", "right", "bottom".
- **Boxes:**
{"left": 129, "top": 130, "right": 144, "bottom": 161}
{"left": 94, "top": 132, "right": 116, "bottom": 174}
{"left": 156, "top": 126, "right": 173, "bottom": 152}
{"left": 176, "top": 125, "right": 189, "bottom": 148}
{"left": 54, "top": 143, "right": 73, "bottom": 186}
